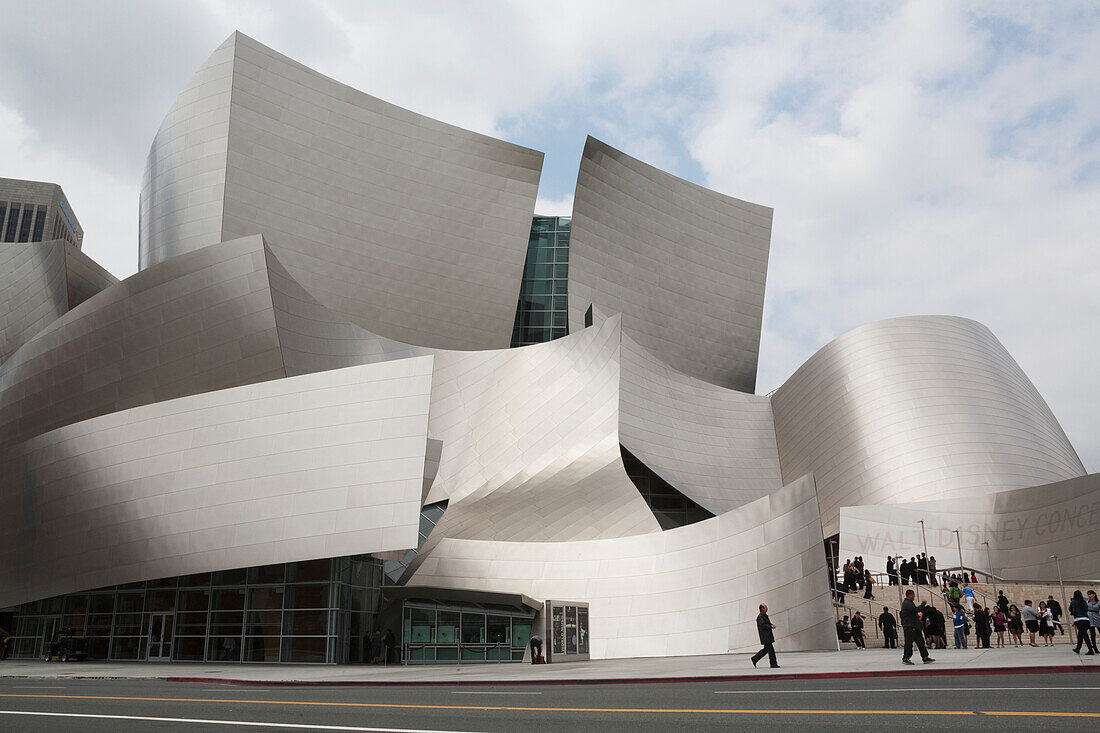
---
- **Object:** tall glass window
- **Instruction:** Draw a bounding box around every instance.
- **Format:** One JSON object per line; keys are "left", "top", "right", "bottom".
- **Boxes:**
{"left": 17, "top": 206, "right": 34, "bottom": 242}
{"left": 7, "top": 555, "right": 383, "bottom": 665}
{"left": 4, "top": 203, "right": 20, "bottom": 241}
{"left": 511, "top": 216, "right": 571, "bottom": 347}
{"left": 32, "top": 205, "right": 47, "bottom": 241}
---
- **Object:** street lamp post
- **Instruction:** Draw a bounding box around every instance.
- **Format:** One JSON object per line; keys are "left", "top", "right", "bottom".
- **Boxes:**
{"left": 953, "top": 529, "right": 964, "bottom": 578}
{"left": 895, "top": 556, "right": 904, "bottom": 608}
{"left": 918, "top": 520, "right": 929, "bottom": 580}
{"left": 982, "top": 540, "right": 993, "bottom": 583}
{"left": 1051, "top": 554, "right": 1068, "bottom": 627}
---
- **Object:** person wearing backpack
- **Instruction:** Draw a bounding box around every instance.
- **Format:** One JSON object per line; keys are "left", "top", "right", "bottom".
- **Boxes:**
{"left": 947, "top": 581, "right": 961, "bottom": 601}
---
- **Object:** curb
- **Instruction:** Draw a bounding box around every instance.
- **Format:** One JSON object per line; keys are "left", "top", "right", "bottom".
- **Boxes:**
{"left": 164, "top": 664, "right": 1100, "bottom": 687}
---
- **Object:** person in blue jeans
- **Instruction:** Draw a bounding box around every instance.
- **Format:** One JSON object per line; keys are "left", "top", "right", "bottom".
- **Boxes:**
{"left": 953, "top": 605, "right": 968, "bottom": 648}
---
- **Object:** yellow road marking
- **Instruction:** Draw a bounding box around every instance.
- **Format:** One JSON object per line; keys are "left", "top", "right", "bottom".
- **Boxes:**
{"left": 0, "top": 693, "right": 1097, "bottom": 717}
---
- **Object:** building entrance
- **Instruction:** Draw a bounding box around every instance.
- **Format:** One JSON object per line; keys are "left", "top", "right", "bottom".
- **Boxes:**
{"left": 39, "top": 616, "right": 61, "bottom": 659}
{"left": 147, "top": 613, "right": 174, "bottom": 661}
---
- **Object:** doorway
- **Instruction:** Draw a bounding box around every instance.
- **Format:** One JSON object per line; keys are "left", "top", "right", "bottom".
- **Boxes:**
{"left": 147, "top": 613, "right": 174, "bottom": 661}
{"left": 39, "top": 616, "right": 62, "bottom": 658}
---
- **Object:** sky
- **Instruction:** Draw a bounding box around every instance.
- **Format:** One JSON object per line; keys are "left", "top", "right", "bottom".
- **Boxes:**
{"left": 1, "top": 1, "right": 1096, "bottom": 471}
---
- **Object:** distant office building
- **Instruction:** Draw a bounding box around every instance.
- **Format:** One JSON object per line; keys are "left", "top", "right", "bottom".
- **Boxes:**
{"left": 0, "top": 177, "right": 83, "bottom": 248}
{"left": 0, "top": 177, "right": 114, "bottom": 365}
{"left": 0, "top": 33, "right": 1093, "bottom": 666}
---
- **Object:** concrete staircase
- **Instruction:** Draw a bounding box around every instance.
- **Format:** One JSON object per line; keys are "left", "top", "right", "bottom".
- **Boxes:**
{"left": 833, "top": 578, "right": 1086, "bottom": 649}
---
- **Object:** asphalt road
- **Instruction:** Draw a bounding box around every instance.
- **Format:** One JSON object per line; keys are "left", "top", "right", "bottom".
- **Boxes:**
{"left": 0, "top": 673, "right": 1097, "bottom": 732}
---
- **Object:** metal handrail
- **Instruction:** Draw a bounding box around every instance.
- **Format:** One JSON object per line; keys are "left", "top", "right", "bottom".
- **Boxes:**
{"left": 833, "top": 598, "right": 889, "bottom": 640}
{"left": 402, "top": 641, "right": 516, "bottom": 664}
{"left": 938, "top": 566, "right": 1100, "bottom": 586}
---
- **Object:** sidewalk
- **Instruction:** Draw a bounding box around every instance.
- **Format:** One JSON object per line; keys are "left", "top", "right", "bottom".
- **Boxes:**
{"left": 1, "top": 646, "right": 1096, "bottom": 685}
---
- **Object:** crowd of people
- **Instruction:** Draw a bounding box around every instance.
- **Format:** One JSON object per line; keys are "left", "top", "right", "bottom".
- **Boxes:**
{"left": 831, "top": 558, "right": 1100, "bottom": 657}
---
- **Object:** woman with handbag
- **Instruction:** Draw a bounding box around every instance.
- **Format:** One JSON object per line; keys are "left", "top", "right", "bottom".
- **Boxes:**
{"left": 1038, "top": 601, "right": 1055, "bottom": 646}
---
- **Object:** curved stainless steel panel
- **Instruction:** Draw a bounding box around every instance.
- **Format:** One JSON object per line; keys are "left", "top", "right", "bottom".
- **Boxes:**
{"left": 1, "top": 242, "right": 68, "bottom": 366}
{"left": 568, "top": 136, "right": 772, "bottom": 392}
{"left": 0, "top": 356, "right": 433, "bottom": 608}
{"left": 138, "top": 34, "right": 234, "bottom": 264}
{"left": 419, "top": 315, "right": 661, "bottom": 547}
{"left": 409, "top": 473, "right": 836, "bottom": 658}
{"left": 619, "top": 332, "right": 783, "bottom": 514}
{"left": 839, "top": 472, "right": 1100, "bottom": 582}
{"left": 771, "top": 316, "right": 1085, "bottom": 536}
{"left": 0, "top": 241, "right": 116, "bottom": 367}
{"left": 140, "top": 32, "right": 543, "bottom": 351}
{"left": 0, "top": 235, "right": 287, "bottom": 446}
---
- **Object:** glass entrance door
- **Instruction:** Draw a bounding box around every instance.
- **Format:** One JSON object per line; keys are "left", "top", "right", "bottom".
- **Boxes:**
{"left": 147, "top": 613, "right": 174, "bottom": 661}
{"left": 40, "top": 616, "right": 61, "bottom": 659}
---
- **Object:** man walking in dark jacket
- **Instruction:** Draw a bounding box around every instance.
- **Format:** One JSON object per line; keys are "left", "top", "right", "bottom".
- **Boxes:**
{"left": 878, "top": 606, "right": 898, "bottom": 648}
{"left": 750, "top": 603, "right": 779, "bottom": 668}
{"left": 900, "top": 589, "right": 935, "bottom": 665}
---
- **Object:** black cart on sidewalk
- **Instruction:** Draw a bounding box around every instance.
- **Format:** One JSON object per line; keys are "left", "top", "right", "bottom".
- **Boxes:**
{"left": 42, "top": 629, "right": 89, "bottom": 662}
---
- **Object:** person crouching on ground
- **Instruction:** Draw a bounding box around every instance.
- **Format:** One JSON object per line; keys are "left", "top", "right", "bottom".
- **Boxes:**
{"left": 850, "top": 612, "right": 866, "bottom": 649}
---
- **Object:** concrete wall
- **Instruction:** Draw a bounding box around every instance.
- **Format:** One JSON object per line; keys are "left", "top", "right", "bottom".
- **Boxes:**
{"left": 840, "top": 473, "right": 1100, "bottom": 582}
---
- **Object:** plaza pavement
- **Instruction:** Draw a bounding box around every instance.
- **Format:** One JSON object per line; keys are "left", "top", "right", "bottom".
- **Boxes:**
{"left": 0, "top": 645, "right": 1096, "bottom": 685}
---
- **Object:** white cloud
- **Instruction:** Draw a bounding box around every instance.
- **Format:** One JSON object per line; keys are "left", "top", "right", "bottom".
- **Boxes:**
{"left": 534, "top": 193, "right": 574, "bottom": 218}
{"left": 0, "top": 103, "right": 136, "bottom": 276}
{"left": 689, "top": 1, "right": 1100, "bottom": 470}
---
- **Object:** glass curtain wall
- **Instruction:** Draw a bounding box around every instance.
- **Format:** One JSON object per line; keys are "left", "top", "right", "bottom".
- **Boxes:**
{"left": 7, "top": 556, "right": 383, "bottom": 664}
{"left": 402, "top": 602, "right": 532, "bottom": 663}
{"left": 511, "top": 216, "right": 570, "bottom": 347}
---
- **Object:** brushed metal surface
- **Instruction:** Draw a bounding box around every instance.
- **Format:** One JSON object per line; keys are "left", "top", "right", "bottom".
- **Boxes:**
{"left": 0, "top": 356, "right": 433, "bottom": 609}
{"left": 568, "top": 136, "right": 772, "bottom": 392}
{"left": 414, "top": 315, "right": 662, "bottom": 553}
{"left": 409, "top": 473, "right": 836, "bottom": 659}
{"left": 140, "top": 32, "right": 542, "bottom": 351}
{"left": 0, "top": 241, "right": 115, "bottom": 367}
{"left": 620, "top": 331, "right": 783, "bottom": 514}
{"left": 771, "top": 316, "right": 1085, "bottom": 536}
{"left": 839, "top": 472, "right": 1100, "bottom": 582}
{"left": 0, "top": 235, "right": 287, "bottom": 447}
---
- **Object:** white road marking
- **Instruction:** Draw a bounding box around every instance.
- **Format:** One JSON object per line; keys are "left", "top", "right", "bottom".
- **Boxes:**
{"left": 11, "top": 686, "right": 66, "bottom": 689}
{"left": 450, "top": 691, "right": 542, "bottom": 695}
{"left": 715, "top": 686, "right": 1100, "bottom": 694}
{"left": 0, "top": 710, "right": 487, "bottom": 732}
